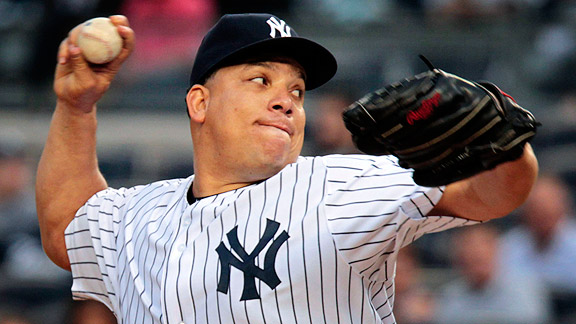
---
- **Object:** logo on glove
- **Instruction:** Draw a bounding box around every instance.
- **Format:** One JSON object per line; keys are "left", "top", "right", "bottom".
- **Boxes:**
{"left": 406, "top": 93, "right": 441, "bottom": 125}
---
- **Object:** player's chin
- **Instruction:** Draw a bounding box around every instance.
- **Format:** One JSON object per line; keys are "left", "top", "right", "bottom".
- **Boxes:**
{"left": 259, "top": 142, "right": 299, "bottom": 169}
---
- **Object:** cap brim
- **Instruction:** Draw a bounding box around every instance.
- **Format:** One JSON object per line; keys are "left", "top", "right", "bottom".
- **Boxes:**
{"left": 210, "top": 37, "right": 337, "bottom": 90}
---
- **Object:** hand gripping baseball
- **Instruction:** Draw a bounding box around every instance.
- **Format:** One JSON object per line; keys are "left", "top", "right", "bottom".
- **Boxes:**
{"left": 342, "top": 59, "right": 540, "bottom": 187}
{"left": 54, "top": 15, "right": 135, "bottom": 113}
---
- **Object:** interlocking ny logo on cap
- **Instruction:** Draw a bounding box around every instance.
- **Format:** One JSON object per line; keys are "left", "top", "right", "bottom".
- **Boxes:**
{"left": 267, "top": 17, "right": 292, "bottom": 38}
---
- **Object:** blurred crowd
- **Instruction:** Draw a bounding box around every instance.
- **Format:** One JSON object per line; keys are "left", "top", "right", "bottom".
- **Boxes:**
{"left": 394, "top": 173, "right": 576, "bottom": 324}
{"left": 1, "top": 0, "right": 576, "bottom": 323}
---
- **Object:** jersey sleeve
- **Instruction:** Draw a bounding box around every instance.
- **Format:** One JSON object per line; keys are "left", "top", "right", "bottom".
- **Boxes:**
{"left": 322, "top": 155, "right": 478, "bottom": 282}
{"left": 64, "top": 186, "right": 137, "bottom": 313}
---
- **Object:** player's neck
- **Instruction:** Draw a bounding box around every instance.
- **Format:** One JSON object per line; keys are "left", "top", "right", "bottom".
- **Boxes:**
{"left": 189, "top": 175, "right": 258, "bottom": 203}
{"left": 191, "top": 155, "right": 282, "bottom": 200}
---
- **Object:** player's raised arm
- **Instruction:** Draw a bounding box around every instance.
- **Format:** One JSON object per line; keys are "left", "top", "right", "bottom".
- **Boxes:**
{"left": 35, "top": 15, "right": 134, "bottom": 270}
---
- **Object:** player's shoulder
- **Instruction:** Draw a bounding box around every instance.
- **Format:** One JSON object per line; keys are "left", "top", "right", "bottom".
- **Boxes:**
{"left": 323, "top": 153, "right": 399, "bottom": 166}
{"left": 296, "top": 154, "right": 412, "bottom": 189}
{"left": 298, "top": 154, "right": 403, "bottom": 171}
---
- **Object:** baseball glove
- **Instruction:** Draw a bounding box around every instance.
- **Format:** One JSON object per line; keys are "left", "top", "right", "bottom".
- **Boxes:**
{"left": 342, "top": 58, "right": 540, "bottom": 187}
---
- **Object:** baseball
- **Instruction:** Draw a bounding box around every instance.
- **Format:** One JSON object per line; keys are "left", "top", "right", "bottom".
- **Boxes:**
{"left": 77, "top": 17, "right": 123, "bottom": 64}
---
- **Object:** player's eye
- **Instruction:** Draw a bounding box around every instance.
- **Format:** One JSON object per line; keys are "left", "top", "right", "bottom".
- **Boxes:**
{"left": 291, "top": 89, "right": 303, "bottom": 98}
{"left": 250, "top": 77, "right": 267, "bottom": 85}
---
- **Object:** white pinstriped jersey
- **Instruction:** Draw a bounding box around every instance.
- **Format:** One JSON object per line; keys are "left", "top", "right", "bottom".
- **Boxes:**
{"left": 65, "top": 154, "right": 477, "bottom": 324}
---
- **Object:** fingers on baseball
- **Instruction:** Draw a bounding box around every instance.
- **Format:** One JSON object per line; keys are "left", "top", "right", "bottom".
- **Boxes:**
{"left": 118, "top": 26, "right": 135, "bottom": 54}
{"left": 109, "top": 15, "right": 129, "bottom": 27}
{"left": 57, "top": 39, "right": 69, "bottom": 65}
{"left": 67, "top": 24, "right": 84, "bottom": 46}
{"left": 105, "top": 30, "right": 134, "bottom": 72}
{"left": 57, "top": 38, "right": 88, "bottom": 67}
{"left": 57, "top": 23, "right": 84, "bottom": 65}
{"left": 67, "top": 44, "right": 95, "bottom": 80}
{"left": 93, "top": 16, "right": 133, "bottom": 68}
{"left": 60, "top": 15, "right": 132, "bottom": 72}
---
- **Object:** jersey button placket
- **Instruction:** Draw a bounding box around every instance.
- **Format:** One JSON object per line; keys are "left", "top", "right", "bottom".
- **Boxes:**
{"left": 163, "top": 210, "right": 192, "bottom": 323}
{"left": 183, "top": 218, "right": 191, "bottom": 226}
{"left": 180, "top": 215, "right": 192, "bottom": 251}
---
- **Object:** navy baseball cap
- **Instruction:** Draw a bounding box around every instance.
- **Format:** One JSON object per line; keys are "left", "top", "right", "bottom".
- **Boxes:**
{"left": 189, "top": 13, "right": 337, "bottom": 90}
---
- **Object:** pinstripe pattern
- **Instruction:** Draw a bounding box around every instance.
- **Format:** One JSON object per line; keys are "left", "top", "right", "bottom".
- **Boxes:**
{"left": 65, "top": 154, "right": 477, "bottom": 323}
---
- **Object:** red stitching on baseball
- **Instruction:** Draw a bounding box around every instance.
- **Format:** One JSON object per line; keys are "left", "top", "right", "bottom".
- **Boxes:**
{"left": 80, "top": 32, "right": 114, "bottom": 62}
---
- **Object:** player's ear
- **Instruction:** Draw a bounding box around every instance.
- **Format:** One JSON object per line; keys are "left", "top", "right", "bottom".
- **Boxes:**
{"left": 186, "top": 84, "right": 208, "bottom": 123}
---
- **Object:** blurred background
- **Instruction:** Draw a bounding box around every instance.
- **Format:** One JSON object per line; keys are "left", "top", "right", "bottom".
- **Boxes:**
{"left": 1, "top": 0, "right": 576, "bottom": 323}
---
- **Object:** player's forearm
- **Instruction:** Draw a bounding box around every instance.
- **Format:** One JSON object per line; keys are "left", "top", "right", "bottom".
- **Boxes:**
{"left": 475, "top": 144, "right": 538, "bottom": 218}
{"left": 36, "top": 101, "right": 108, "bottom": 270}
{"left": 432, "top": 144, "right": 538, "bottom": 221}
{"left": 461, "top": 144, "right": 538, "bottom": 221}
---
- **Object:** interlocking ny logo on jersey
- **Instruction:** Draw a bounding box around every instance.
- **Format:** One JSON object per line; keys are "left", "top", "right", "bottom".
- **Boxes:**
{"left": 267, "top": 17, "right": 292, "bottom": 38}
{"left": 216, "top": 219, "right": 290, "bottom": 300}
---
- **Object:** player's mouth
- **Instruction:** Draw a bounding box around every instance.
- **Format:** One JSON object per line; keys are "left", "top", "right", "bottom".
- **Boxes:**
{"left": 257, "top": 121, "right": 294, "bottom": 136}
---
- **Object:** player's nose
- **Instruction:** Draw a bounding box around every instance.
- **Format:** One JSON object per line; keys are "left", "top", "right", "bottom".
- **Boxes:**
{"left": 269, "top": 89, "right": 294, "bottom": 115}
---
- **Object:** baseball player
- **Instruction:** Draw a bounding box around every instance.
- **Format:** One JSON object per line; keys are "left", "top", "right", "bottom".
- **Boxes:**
{"left": 36, "top": 13, "right": 539, "bottom": 324}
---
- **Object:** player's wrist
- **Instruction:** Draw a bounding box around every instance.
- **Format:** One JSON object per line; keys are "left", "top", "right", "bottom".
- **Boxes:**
{"left": 56, "top": 98, "right": 98, "bottom": 115}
